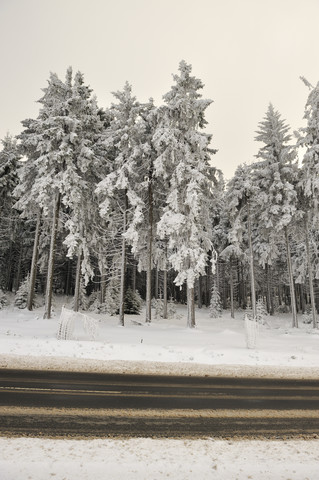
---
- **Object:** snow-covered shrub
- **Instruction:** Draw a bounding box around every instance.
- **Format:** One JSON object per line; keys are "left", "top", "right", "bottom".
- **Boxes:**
{"left": 153, "top": 298, "right": 164, "bottom": 319}
{"left": 124, "top": 288, "right": 142, "bottom": 314}
{"left": 302, "top": 305, "right": 313, "bottom": 324}
{"left": 0, "top": 289, "right": 8, "bottom": 310}
{"left": 87, "top": 290, "right": 99, "bottom": 310}
{"left": 209, "top": 283, "right": 222, "bottom": 318}
{"left": 103, "top": 286, "right": 119, "bottom": 315}
{"left": 153, "top": 297, "right": 176, "bottom": 319}
{"left": 167, "top": 298, "right": 177, "bottom": 319}
{"left": 71, "top": 280, "right": 89, "bottom": 311}
{"left": 88, "top": 283, "right": 119, "bottom": 316}
{"left": 256, "top": 297, "right": 267, "bottom": 324}
{"left": 14, "top": 276, "right": 31, "bottom": 309}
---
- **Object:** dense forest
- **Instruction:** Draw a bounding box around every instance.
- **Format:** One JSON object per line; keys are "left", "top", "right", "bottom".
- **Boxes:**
{"left": 0, "top": 61, "right": 318, "bottom": 329}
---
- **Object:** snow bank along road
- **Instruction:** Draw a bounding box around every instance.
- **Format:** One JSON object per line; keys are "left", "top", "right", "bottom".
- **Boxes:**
{"left": 0, "top": 369, "right": 319, "bottom": 439}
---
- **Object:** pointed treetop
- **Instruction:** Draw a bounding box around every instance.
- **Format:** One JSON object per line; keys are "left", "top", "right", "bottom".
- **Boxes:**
{"left": 65, "top": 67, "right": 73, "bottom": 87}
{"left": 255, "top": 104, "right": 292, "bottom": 160}
{"left": 300, "top": 76, "right": 313, "bottom": 91}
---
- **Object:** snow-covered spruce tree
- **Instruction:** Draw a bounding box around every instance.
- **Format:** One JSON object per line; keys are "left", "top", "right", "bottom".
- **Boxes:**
{"left": 96, "top": 82, "right": 145, "bottom": 326}
{"left": 212, "top": 171, "right": 242, "bottom": 317}
{"left": 0, "top": 289, "right": 8, "bottom": 309}
{"left": 154, "top": 61, "right": 216, "bottom": 328}
{"left": 253, "top": 104, "right": 300, "bottom": 328}
{"left": 16, "top": 71, "right": 72, "bottom": 318}
{"left": 0, "top": 135, "right": 22, "bottom": 291}
{"left": 294, "top": 184, "right": 317, "bottom": 328}
{"left": 14, "top": 275, "right": 31, "bottom": 309}
{"left": 209, "top": 283, "right": 222, "bottom": 318}
{"left": 124, "top": 287, "right": 142, "bottom": 314}
{"left": 256, "top": 297, "right": 267, "bottom": 324}
{"left": 60, "top": 71, "right": 107, "bottom": 313}
{"left": 220, "top": 244, "right": 245, "bottom": 318}
{"left": 124, "top": 99, "right": 168, "bottom": 323}
{"left": 296, "top": 78, "right": 319, "bottom": 328}
{"left": 225, "top": 163, "right": 258, "bottom": 319}
{"left": 14, "top": 116, "right": 44, "bottom": 310}
{"left": 16, "top": 68, "right": 105, "bottom": 319}
{"left": 71, "top": 279, "right": 89, "bottom": 311}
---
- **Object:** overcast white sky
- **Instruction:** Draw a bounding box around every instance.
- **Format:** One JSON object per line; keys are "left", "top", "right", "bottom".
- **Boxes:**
{"left": 0, "top": 0, "right": 318, "bottom": 179}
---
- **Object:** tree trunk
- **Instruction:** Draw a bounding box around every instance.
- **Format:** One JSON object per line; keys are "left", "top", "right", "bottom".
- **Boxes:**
{"left": 6, "top": 239, "right": 14, "bottom": 292}
{"left": 284, "top": 226, "right": 298, "bottom": 328}
{"left": 187, "top": 284, "right": 195, "bottom": 328}
{"left": 163, "top": 269, "right": 168, "bottom": 319}
{"left": 64, "top": 258, "right": 72, "bottom": 296}
{"left": 98, "top": 250, "right": 107, "bottom": 303}
{"left": 73, "top": 248, "right": 82, "bottom": 312}
{"left": 27, "top": 210, "right": 41, "bottom": 311}
{"left": 304, "top": 215, "right": 317, "bottom": 328}
{"left": 132, "top": 260, "right": 137, "bottom": 293}
{"left": 145, "top": 173, "right": 153, "bottom": 323}
{"left": 229, "top": 258, "right": 235, "bottom": 319}
{"left": 247, "top": 199, "right": 256, "bottom": 318}
{"left": 44, "top": 193, "right": 61, "bottom": 319}
{"left": 13, "top": 246, "right": 23, "bottom": 293}
{"left": 299, "top": 284, "right": 306, "bottom": 314}
{"left": 198, "top": 275, "right": 203, "bottom": 308}
{"left": 206, "top": 251, "right": 212, "bottom": 307}
{"left": 266, "top": 264, "right": 274, "bottom": 315}
{"left": 155, "top": 266, "right": 159, "bottom": 300}
{"left": 119, "top": 191, "right": 128, "bottom": 327}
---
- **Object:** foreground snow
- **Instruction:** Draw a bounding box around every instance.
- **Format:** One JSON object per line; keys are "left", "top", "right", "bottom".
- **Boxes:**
{"left": 0, "top": 299, "right": 319, "bottom": 479}
{"left": 1, "top": 437, "right": 319, "bottom": 480}
{"left": 0, "top": 299, "right": 318, "bottom": 377}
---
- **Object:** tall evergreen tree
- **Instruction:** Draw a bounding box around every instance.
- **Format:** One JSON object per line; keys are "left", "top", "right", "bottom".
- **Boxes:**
{"left": 154, "top": 61, "right": 216, "bottom": 327}
{"left": 124, "top": 99, "right": 167, "bottom": 323}
{"left": 0, "top": 135, "right": 22, "bottom": 291}
{"left": 225, "top": 163, "right": 258, "bottom": 318}
{"left": 61, "top": 71, "right": 107, "bottom": 312}
{"left": 253, "top": 104, "right": 299, "bottom": 327}
{"left": 296, "top": 77, "right": 319, "bottom": 327}
{"left": 96, "top": 82, "right": 145, "bottom": 326}
{"left": 16, "top": 68, "right": 105, "bottom": 318}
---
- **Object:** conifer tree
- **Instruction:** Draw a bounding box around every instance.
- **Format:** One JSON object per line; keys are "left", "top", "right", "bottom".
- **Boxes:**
{"left": 61, "top": 71, "right": 107, "bottom": 312}
{"left": 124, "top": 99, "right": 166, "bottom": 323}
{"left": 253, "top": 104, "right": 299, "bottom": 327}
{"left": 14, "top": 275, "right": 31, "bottom": 309}
{"left": 17, "top": 68, "right": 105, "bottom": 318}
{"left": 96, "top": 82, "right": 145, "bottom": 326}
{"left": 0, "top": 135, "right": 22, "bottom": 290}
{"left": 124, "top": 287, "right": 142, "bottom": 314}
{"left": 209, "top": 283, "right": 222, "bottom": 318}
{"left": 0, "top": 289, "right": 8, "bottom": 309}
{"left": 297, "top": 78, "right": 319, "bottom": 328}
{"left": 226, "top": 163, "right": 258, "bottom": 319}
{"left": 16, "top": 71, "right": 72, "bottom": 318}
{"left": 154, "top": 60, "right": 216, "bottom": 328}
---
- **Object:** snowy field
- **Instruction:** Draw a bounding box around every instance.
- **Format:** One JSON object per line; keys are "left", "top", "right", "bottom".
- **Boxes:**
{"left": 0, "top": 298, "right": 319, "bottom": 376}
{"left": 0, "top": 298, "right": 319, "bottom": 479}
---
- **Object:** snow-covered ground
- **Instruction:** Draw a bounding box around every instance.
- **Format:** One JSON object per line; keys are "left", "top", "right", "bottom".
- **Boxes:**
{"left": 0, "top": 298, "right": 319, "bottom": 376}
{"left": 1, "top": 437, "right": 319, "bottom": 480}
{"left": 0, "top": 299, "right": 319, "bottom": 479}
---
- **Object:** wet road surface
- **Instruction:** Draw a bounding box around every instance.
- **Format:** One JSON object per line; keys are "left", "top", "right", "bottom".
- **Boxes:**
{"left": 0, "top": 369, "right": 318, "bottom": 438}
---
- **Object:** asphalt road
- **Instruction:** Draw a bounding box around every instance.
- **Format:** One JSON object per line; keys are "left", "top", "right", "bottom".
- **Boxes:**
{"left": 0, "top": 369, "right": 319, "bottom": 438}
